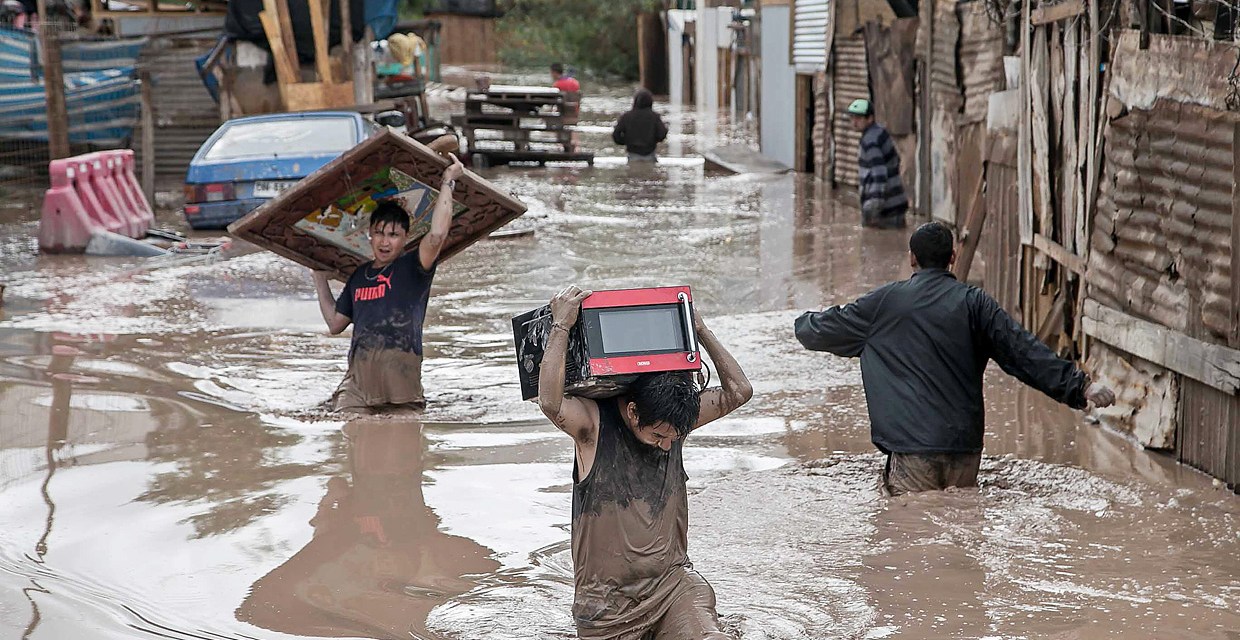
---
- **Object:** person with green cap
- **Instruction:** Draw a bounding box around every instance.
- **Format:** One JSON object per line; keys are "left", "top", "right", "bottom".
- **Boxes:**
{"left": 849, "top": 98, "right": 908, "bottom": 228}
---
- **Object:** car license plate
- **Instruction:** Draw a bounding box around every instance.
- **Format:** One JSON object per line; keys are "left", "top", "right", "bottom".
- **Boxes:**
{"left": 253, "top": 181, "right": 297, "bottom": 198}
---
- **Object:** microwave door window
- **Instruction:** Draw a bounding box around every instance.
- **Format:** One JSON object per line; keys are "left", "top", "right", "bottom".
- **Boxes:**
{"left": 597, "top": 307, "right": 687, "bottom": 355}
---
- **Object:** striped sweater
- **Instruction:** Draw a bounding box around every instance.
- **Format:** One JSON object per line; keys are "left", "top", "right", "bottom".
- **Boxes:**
{"left": 858, "top": 122, "right": 909, "bottom": 218}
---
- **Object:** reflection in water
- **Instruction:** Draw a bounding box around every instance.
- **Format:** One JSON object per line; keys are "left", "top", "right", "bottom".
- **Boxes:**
{"left": 238, "top": 418, "right": 499, "bottom": 639}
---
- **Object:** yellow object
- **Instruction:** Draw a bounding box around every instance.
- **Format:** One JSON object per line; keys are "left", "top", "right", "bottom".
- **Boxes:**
{"left": 387, "top": 33, "right": 427, "bottom": 67}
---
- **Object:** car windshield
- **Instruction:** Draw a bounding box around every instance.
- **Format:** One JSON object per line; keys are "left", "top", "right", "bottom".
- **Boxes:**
{"left": 203, "top": 117, "right": 357, "bottom": 160}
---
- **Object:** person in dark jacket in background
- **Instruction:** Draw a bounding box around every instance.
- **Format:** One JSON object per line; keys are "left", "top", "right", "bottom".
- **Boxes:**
{"left": 849, "top": 99, "right": 908, "bottom": 229}
{"left": 612, "top": 88, "right": 669, "bottom": 162}
{"left": 793, "top": 222, "right": 1116, "bottom": 495}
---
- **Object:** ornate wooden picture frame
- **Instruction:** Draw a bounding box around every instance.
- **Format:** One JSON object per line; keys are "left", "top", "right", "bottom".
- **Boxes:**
{"left": 228, "top": 129, "right": 528, "bottom": 281}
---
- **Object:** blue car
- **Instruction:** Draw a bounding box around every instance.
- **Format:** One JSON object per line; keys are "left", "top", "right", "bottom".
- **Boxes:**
{"left": 183, "top": 111, "right": 382, "bottom": 230}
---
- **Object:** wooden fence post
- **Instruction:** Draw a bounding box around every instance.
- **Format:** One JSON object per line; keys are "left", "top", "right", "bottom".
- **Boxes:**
{"left": 36, "top": 4, "right": 70, "bottom": 160}
{"left": 140, "top": 70, "right": 155, "bottom": 206}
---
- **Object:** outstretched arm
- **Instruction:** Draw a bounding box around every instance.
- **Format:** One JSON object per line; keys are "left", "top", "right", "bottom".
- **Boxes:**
{"left": 313, "top": 271, "right": 351, "bottom": 335}
{"left": 537, "top": 285, "right": 600, "bottom": 444}
{"left": 794, "top": 285, "right": 888, "bottom": 357}
{"left": 419, "top": 154, "right": 466, "bottom": 271}
{"left": 694, "top": 313, "right": 754, "bottom": 429}
{"left": 974, "top": 290, "right": 1115, "bottom": 409}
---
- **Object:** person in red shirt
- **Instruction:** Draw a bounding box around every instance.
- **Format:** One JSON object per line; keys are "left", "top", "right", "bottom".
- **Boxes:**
{"left": 550, "top": 62, "right": 580, "bottom": 92}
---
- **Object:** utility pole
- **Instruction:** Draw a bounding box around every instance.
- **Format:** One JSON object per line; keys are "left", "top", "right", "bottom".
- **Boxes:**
{"left": 36, "top": 0, "right": 71, "bottom": 160}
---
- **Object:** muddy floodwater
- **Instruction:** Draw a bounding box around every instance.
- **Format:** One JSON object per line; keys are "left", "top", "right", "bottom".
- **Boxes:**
{"left": 1, "top": 77, "right": 1238, "bottom": 640}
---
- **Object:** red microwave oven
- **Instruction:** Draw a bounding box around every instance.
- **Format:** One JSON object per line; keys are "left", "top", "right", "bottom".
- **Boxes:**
{"left": 512, "top": 286, "right": 701, "bottom": 400}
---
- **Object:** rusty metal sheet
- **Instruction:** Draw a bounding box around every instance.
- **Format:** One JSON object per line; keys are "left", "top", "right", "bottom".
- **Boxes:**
{"left": 1109, "top": 31, "right": 1240, "bottom": 113}
{"left": 930, "top": 0, "right": 961, "bottom": 107}
{"left": 1086, "top": 342, "right": 1178, "bottom": 449}
{"left": 832, "top": 34, "right": 869, "bottom": 186}
{"left": 957, "top": 0, "right": 1004, "bottom": 124}
{"left": 1089, "top": 100, "right": 1237, "bottom": 342}
{"left": 228, "top": 129, "right": 527, "bottom": 281}
{"left": 864, "top": 18, "right": 918, "bottom": 136}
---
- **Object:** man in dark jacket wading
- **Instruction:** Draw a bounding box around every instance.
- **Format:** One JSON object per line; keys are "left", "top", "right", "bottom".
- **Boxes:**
{"left": 612, "top": 88, "right": 669, "bottom": 162}
{"left": 793, "top": 222, "right": 1116, "bottom": 495}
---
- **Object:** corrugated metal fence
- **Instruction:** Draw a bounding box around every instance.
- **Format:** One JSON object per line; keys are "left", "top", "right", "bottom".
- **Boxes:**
{"left": 132, "top": 34, "right": 221, "bottom": 187}
{"left": 832, "top": 35, "right": 868, "bottom": 186}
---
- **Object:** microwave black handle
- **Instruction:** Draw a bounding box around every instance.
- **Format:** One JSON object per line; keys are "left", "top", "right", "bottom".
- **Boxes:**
{"left": 678, "top": 291, "right": 698, "bottom": 362}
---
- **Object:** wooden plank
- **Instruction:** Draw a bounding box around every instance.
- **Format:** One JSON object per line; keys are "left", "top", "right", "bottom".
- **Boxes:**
{"left": 1018, "top": 0, "right": 1034, "bottom": 245}
{"left": 339, "top": 0, "right": 353, "bottom": 60}
{"left": 1082, "top": 299, "right": 1240, "bottom": 395}
{"left": 1029, "top": 27, "right": 1053, "bottom": 250}
{"left": 1031, "top": 0, "right": 1085, "bottom": 25}
{"left": 308, "top": 0, "right": 333, "bottom": 83}
{"left": 352, "top": 26, "right": 374, "bottom": 105}
{"left": 272, "top": 0, "right": 300, "bottom": 79}
{"left": 1032, "top": 232, "right": 1085, "bottom": 274}
{"left": 954, "top": 167, "right": 988, "bottom": 282}
{"left": 139, "top": 70, "right": 155, "bottom": 206}
{"left": 259, "top": 7, "right": 298, "bottom": 87}
{"left": 1061, "top": 23, "right": 1079, "bottom": 255}
{"left": 36, "top": 15, "right": 70, "bottom": 160}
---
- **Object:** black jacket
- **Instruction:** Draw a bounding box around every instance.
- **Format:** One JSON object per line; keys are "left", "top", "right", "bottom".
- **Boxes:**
{"left": 612, "top": 105, "right": 668, "bottom": 156}
{"left": 794, "top": 269, "right": 1088, "bottom": 454}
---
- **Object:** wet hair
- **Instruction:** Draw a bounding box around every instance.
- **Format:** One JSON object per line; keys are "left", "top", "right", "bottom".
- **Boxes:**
{"left": 550, "top": 62, "right": 564, "bottom": 75}
{"left": 633, "top": 88, "right": 654, "bottom": 110}
{"left": 370, "top": 200, "right": 411, "bottom": 233}
{"left": 909, "top": 221, "right": 955, "bottom": 269}
{"left": 629, "top": 371, "right": 701, "bottom": 438}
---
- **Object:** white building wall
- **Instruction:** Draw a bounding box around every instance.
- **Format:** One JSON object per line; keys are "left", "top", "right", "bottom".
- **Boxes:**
{"left": 759, "top": 5, "right": 797, "bottom": 168}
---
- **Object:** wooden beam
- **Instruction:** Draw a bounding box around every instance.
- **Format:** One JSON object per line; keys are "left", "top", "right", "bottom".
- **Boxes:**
{"left": 338, "top": 0, "right": 353, "bottom": 60}
{"left": 1018, "top": 0, "right": 1033, "bottom": 245}
{"left": 1031, "top": 0, "right": 1085, "bottom": 25}
{"left": 1036, "top": 289, "right": 1067, "bottom": 343}
{"left": 258, "top": 7, "right": 298, "bottom": 87}
{"left": 954, "top": 170, "right": 988, "bottom": 282}
{"left": 1081, "top": 299, "right": 1240, "bottom": 395}
{"left": 271, "top": 0, "right": 300, "bottom": 79}
{"left": 139, "top": 70, "right": 154, "bottom": 204}
{"left": 1031, "top": 232, "right": 1086, "bottom": 274}
{"left": 308, "top": 0, "right": 333, "bottom": 83}
{"left": 36, "top": 12, "right": 70, "bottom": 160}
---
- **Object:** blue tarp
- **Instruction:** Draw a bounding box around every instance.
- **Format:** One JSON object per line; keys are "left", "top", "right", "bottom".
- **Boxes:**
{"left": 0, "top": 27, "right": 145, "bottom": 147}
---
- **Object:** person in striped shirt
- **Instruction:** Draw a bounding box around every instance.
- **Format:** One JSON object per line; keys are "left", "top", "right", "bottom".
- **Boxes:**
{"left": 849, "top": 99, "right": 909, "bottom": 229}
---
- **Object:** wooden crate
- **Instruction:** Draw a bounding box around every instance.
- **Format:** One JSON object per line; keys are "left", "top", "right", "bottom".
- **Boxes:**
{"left": 227, "top": 129, "right": 527, "bottom": 282}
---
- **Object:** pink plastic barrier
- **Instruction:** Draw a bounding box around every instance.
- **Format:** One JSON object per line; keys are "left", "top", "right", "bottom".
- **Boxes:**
{"left": 112, "top": 150, "right": 154, "bottom": 229}
{"left": 72, "top": 157, "right": 126, "bottom": 236}
{"left": 101, "top": 151, "right": 148, "bottom": 236}
{"left": 84, "top": 152, "right": 141, "bottom": 238}
{"left": 38, "top": 159, "right": 102, "bottom": 253}
{"left": 40, "top": 150, "right": 157, "bottom": 252}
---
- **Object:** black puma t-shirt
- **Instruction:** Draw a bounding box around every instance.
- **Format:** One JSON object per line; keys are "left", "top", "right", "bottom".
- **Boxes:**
{"left": 336, "top": 250, "right": 435, "bottom": 359}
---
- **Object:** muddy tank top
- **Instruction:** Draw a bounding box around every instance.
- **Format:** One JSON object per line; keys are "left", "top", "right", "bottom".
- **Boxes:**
{"left": 571, "top": 397, "right": 690, "bottom": 634}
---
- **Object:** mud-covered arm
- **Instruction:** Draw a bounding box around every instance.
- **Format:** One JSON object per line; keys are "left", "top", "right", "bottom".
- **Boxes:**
{"left": 694, "top": 314, "right": 753, "bottom": 429}
{"left": 793, "top": 285, "right": 888, "bottom": 357}
{"left": 972, "top": 289, "right": 1089, "bottom": 409}
{"left": 313, "top": 271, "right": 351, "bottom": 335}
{"left": 537, "top": 285, "right": 599, "bottom": 444}
{"left": 419, "top": 155, "right": 466, "bottom": 271}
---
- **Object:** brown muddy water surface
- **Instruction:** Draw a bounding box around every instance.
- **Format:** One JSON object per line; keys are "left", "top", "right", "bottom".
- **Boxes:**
{"left": 1, "top": 78, "right": 1238, "bottom": 640}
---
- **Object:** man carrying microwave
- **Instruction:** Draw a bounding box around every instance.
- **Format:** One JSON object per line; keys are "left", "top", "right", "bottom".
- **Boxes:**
{"left": 537, "top": 284, "right": 753, "bottom": 640}
{"left": 794, "top": 221, "right": 1116, "bottom": 495}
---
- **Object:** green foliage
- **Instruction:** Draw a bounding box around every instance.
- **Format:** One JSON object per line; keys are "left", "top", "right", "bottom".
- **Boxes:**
{"left": 496, "top": 0, "right": 661, "bottom": 80}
